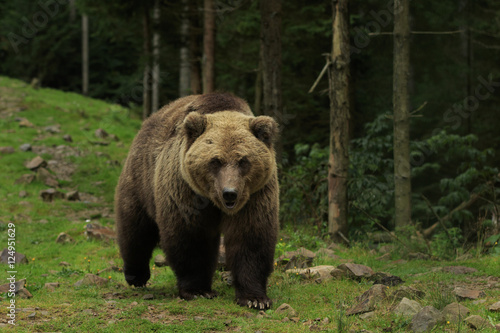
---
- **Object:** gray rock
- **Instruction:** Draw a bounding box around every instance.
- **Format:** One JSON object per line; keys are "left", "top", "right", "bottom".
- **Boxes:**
{"left": 154, "top": 254, "right": 168, "bottom": 267}
{"left": 85, "top": 222, "right": 116, "bottom": 241}
{"left": 489, "top": 301, "right": 500, "bottom": 312}
{"left": 330, "top": 268, "right": 348, "bottom": 279}
{"left": 337, "top": 263, "right": 375, "bottom": 279}
{"left": 15, "top": 173, "right": 35, "bottom": 184}
{"left": 453, "top": 287, "right": 485, "bottom": 300}
{"left": 45, "top": 282, "right": 60, "bottom": 291}
{"left": 62, "top": 134, "right": 73, "bottom": 142}
{"left": 464, "top": 315, "right": 495, "bottom": 330}
{"left": 44, "top": 125, "right": 61, "bottom": 133}
{"left": 275, "top": 303, "right": 298, "bottom": 317}
{"left": 19, "top": 190, "right": 28, "bottom": 198}
{"left": 1, "top": 248, "right": 28, "bottom": 265}
{"left": 36, "top": 167, "right": 58, "bottom": 187}
{"left": 394, "top": 297, "right": 423, "bottom": 318}
{"left": 411, "top": 306, "right": 444, "bottom": 333}
{"left": 74, "top": 274, "right": 109, "bottom": 287}
{"left": 0, "top": 146, "right": 15, "bottom": 154}
{"left": 26, "top": 156, "right": 47, "bottom": 170}
{"left": 0, "top": 279, "right": 27, "bottom": 293}
{"left": 346, "top": 284, "right": 387, "bottom": 316}
{"left": 95, "top": 128, "right": 109, "bottom": 139}
{"left": 19, "top": 143, "right": 32, "bottom": 152}
{"left": 391, "top": 286, "right": 426, "bottom": 301}
{"left": 442, "top": 302, "right": 470, "bottom": 323}
{"left": 276, "top": 247, "right": 316, "bottom": 270}
{"left": 142, "top": 294, "right": 154, "bottom": 300}
{"left": 40, "top": 188, "right": 65, "bottom": 202}
{"left": 55, "top": 232, "right": 74, "bottom": 244}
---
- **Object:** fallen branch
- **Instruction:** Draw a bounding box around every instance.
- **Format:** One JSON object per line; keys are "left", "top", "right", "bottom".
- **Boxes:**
{"left": 308, "top": 54, "right": 330, "bottom": 93}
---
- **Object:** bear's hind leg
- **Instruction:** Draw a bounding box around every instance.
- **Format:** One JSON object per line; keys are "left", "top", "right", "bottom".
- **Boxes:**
{"left": 116, "top": 209, "right": 159, "bottom": 287}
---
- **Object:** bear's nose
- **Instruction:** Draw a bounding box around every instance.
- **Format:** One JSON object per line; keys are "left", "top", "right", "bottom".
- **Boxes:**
{"left": 222, "top": 188, "right": 238, "bottom": 203}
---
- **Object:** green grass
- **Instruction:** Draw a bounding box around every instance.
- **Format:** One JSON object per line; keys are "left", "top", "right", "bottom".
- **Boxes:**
{"left": 0, "top": 76, "right": 499, "bottom": 332}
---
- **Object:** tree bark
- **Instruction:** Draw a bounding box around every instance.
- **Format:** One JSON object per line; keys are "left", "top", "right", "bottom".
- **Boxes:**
{"left": 327, "top": 0, "right": 350, "bottom": 244}
{"left": 393, "top": 0, "right": 412, "bottom": 228}
{"left": 189, "top": 0, "right": 202, "bottom": 95}
{"left": 203, "top": 0, "right": 215, "bottom": 93}
{"left": 142, "top": 3, "right": 152, "bottom": 120}
{"left": 260, "top": 0, "right": 282, "bottom": 163}
{"left": 151, "top": 0, "right": 160, "bottom": 112}
{"left": 179, "top": 0, "right": 190, "bottom": 97}
{"left": 82, "top": 14, "right": 89, "bottom": 96}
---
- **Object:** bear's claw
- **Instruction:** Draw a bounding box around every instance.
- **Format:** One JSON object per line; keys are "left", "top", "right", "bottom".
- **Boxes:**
{"left": 238, "top": 297, "right": 272, "bottom": 310}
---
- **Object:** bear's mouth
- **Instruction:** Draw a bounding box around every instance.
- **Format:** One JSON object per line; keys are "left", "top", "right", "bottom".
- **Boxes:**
{"left": 224, "top": 200, "right": 236, "bottom": 209}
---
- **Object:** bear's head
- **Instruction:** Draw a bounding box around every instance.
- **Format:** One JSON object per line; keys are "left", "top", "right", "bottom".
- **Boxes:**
{"left": 180, "top": 111, "right": 278, "bottom": 215}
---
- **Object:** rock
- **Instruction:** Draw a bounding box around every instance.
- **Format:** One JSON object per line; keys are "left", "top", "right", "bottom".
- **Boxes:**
{"left": 276, "top": 247, "right": 316, "bottom": 270}
{"left": 442, "top": 302, "right": 470, "bottom": 323}
{"left": 490, "top": 301, "right": 500, "bottom": 312}
{"left": 394, "top": 297, "right": 423, "bottom": 318}
{"left": 85, "top": 222, "right": 116, "bottom": 241}
{"left": 26, "top": 156, "right": 47, "bottom": 170}
{"left": 359, "top": 311, "right": 376, "bottom": 320}
{"left": 19, "top": 190, "right": 28, "bottom": 198}
{"left": 36, "top": 167, "right": 59, "bottom": 187}
{"left": 45, "top": 282, "right": 60, "bottom": 291}
{"left": 95, "top": 128, "right": 109, "bottom": 139}
{"left": 17, "top": 288, "right": 33, "bottom": 299}
{"left": 154, "top": 254, "right": 168, "bottom": 267}
{"left": 465, "top": 315, "right": 495, "bottom": 330}
{"left": 346, "top": 284, "right": 387, "bottom": 316}
{"left": 1, "top": 248, "right": 28, "bottom": 264}
{"left": 74, "top": 273, "right": 109, "bottom": 287}
{"left": 371, "top": 272, "right": 404, "bottom": 286}
{"left": 0, "top": 146, "right": 15, "bottom": 154}
{"left": 109, "top": 134, "right": 120, "bottom": 141}
{"left": 59, "top": 261, "right": 71, "bottom": 266}
{"left": 275, "top": 303, "right": 298, "bottom": 317}
{"left": 221, "top": 271, "right": 233, "bottom": 286}
{"left": 44, "top": 125, "right": 61, "bottom": 133}
{"left": 453, "top": 287, "right": 485, "bottom": 300}
{"left": 337, "top": 263, "right": 374, "bottom": 280}
{"left": 41, "top": 188, "right": 65, "bottom": 202}
{"left": 391, "top": 286, "right": 426, "bottom": 301}
{"left": 495, "top": 323, "right": 500, "bottom": 331}
{"left": 0, "top": 279, "right": 26, "bottom": 293}
{"left": 411, "top": 306, "right": 444, "bottom": 333}
{"left": 19, "top": 143, "right": 32, "bottom": 151}
{"left": 66, "top": 190, "right": 80, "bottom": 201}
{"left": 316, "top": 248, "right": 340, "bottom": 259}
{"left": 441, "top": 266, "right": 478, "bottom": 274}
{"left": 142, "top": 294, "right": 154, "bottom": 300}
{"left": 18, "top": 118, "right": 34, "bottom": 128}
{"left": 55, "top": 232, "right": 74, "bottom": 244}
{"left": 130, "top": 301, "right": 138, "bottom": 307}
{"left": 330, "top": 268, "right": 348, "bottom": 279}
{"left": 15, "top": 173, "right": 35, "bottom": 184}
{"left": 62, "top": 134, "right": 73, "bottom": 142}
{"left": 472, "top": 299, "right": 487, "bottom": 305}
{"left": 286, "top": 265, "right": 336, "bottom": 281}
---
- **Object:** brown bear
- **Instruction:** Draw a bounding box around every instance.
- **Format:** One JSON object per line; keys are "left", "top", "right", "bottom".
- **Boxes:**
{"left": 115, "top": 93, "right": 279, "bottom": 309}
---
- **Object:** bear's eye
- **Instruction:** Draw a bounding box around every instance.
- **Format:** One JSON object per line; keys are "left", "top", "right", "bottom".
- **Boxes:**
{"left": 238, "top": 157, "right": 251, "bottom": 174}
{"left": 209, "top": 158, "right": 222, "bottom": 170}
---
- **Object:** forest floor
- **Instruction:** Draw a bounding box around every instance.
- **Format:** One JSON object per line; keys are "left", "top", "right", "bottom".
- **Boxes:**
{"left": 0, "top": 76, "right": 499, "bottom": 332}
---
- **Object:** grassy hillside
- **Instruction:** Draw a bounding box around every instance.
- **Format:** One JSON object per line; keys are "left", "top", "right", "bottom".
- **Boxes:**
{"left": 0, "top": 76, "right": 499, "bottom": 332}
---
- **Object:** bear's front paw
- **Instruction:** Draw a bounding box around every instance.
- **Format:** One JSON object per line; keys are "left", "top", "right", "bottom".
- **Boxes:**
{"left": 179, "top": 289, "right": 218, "bottom": 300}
{"left": 236, "top": 296, "right": 272, "bottom": 310}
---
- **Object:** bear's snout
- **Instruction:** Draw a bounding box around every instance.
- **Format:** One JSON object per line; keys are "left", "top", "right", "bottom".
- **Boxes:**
{"left": 222, "top": 188, "right": 238, "bottom": 208}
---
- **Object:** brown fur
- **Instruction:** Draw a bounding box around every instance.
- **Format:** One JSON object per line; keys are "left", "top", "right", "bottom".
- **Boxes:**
{"left": 115, "top": 93, "right": 279, "bottom": 309}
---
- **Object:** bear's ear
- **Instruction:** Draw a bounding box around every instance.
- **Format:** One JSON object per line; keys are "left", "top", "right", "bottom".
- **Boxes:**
{"left": 183, "top": 112, "right": 207, "bottom": 140}
{"left": 249, "top": 116, "right": 278, "bottom": 147}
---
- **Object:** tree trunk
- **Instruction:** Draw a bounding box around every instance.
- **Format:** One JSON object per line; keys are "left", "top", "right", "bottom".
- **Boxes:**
{"left": 82, "top": 14, "right": 89, "bottom": 96}
{"left": 203, "top": 0, "right": 215, "bottom": 93}
{"left": 142, "top": 3, "right": 152, "bottom": 120}
{"left": 179, "top": 0, "right": 190, "bottom": 97}
{"left": 189, "top": 0, "right": 202, "bottom": 95}
{"left": 393, "top": 0, "right": 412, "bottom": 228}
{"left": 327, "top": 0, "right": 350, "bottom": 244}
{"left": 151, "top": 0, "right": 160, "bottom": 113}
{"left": 260, "top": 0, "right": 282, "bottom": 163}
{"left": 254, "top": 48, "right": 263, "bottom": 116}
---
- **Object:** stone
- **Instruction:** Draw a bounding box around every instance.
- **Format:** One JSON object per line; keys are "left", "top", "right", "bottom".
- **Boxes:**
{"left": 154, "top": 254, "right": 168, "bottom": 267}
{"left": 44, "top": 125, "right": 61, "bottom": 133}
{"left": 495, "top": 323, "right": 500, "bottom": 331}
{"left": 490, "top": 301, "right": 500, "bottom": 312}
{"left": 442, "top": 302, "right": 470, "bottom": 323}
{"left": 1, "top": 248, "right": 28, "bottom": 265}
{"left": 142, "top": 294, "right": 154, "bottom": 300}
{"left": 286, "top": 265, "right": 336, "bottom": 282}
{"left": 59, "top": 261, "right": 71, "bottom": 266}
{"left": 18, "top": 118, "right": 34, "bottom": 128}
{"left": 19, "top": 190, "right": 28, "bottom": 198}
{"left": 66, "top": 190, "right": 80, "bottom": 201}
{"left": 0, "top": 279, "right": 26, "bottom": 293}
{"left": 85, "top": 222, "right": 116, "bottom": 241}
{"left": 453, "top": 287, "right": 485, "bottom": 300}
{"left": 26, "top": 156, "right": 47, "bottom": 170}
{"left": 95, "top": 128, "right": 109, "bottom": 139}
{"left": 275, "top": 303, "right": 298, "bottom": 317}
{"left": 394, "top": 297, "right": 423, "bottom": 318}
{"left": 337, "top": 263, "right": 374, "bottom": 279}
{"left": 276, "top": 247, "right": 316, "bottom": 270}
{"left": 316, "top": 248, "right": 340, "bottom": 259}
{"left": 40, "top": 188, "right": 65, "bottom": 202}
{"left": 346, "top": 284, "right": 387, "bottom": 316}
{"left": 17, "top": 288, "right": 33, "bottom": 299}
{"left": 411, "top": 306, "right": 444, "bottom": 333}
{"left": 45, "top": 282, "right": 60, "bottom": 291}
{"left": 465, "top": 315, "right": 494, "bottom": 330}
{"left": 371, "top": 272, "right": 404, "bottom": 286}
{"left": 330, "top": 268, "right": 348, "bottom": 279}
{"left": 74, "top": 273, "right": 109, "bottom": 287}
{"left": 36, "top": 167, "right": 58, "bottom": 187}
{"left": 15, "top": 173, "right": 35, "bottom": 184}
{"left": 19, "top": 143, "right": 32, "bottom": 152}
{"left": 391, "top": 286, "right": 426, "bottom": 301}
{"left": 55, "top": 232, "right": 74, "bottom": 244}
{"left": 62, "top": 134, "right": 73, "bottom": 142}
{"left": 0, "top": 146, "right": 15, "bottom": 154}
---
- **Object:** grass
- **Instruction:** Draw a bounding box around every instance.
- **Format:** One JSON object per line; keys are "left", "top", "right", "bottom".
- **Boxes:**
{"left": 0, "top": 76, "right": 499, "bottom": 332}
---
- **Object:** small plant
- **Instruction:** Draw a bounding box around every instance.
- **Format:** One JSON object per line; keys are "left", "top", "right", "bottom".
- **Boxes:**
{"left": 334, "top": 301, "right": 353, "bottom": 332}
